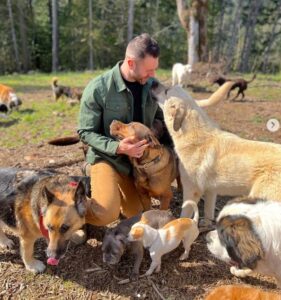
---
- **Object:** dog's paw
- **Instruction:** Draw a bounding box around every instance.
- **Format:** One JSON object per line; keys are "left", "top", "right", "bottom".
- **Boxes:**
{"left": 179, "top": 251, "right": 189, "bottom": 261}
{"left": 130, "top": 272, "right": 139, "bottom": 281}
{"left": 0, "top": 237, "right": 15, "bottom": 250}
{"left": 155, "top": 265, "right": 161, "bottom": 273}
{"left": 25, "top": 259, "right": 46, "bottom": 273}
{"left": 145, "top": 269, "right": 153, "bottom": 276}
{"left": 70, "top": 229, "right": 87, "bottom": 245}
{"left": 230, "top": 266, "right": 252, "bottom": 278}
{"left": 199, "top": 219, "right": 215, "bottom": 233}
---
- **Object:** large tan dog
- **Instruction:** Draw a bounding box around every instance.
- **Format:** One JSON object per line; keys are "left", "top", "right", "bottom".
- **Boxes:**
{"left": 0, "top": 168, "right": 87, "bottom": 273}
{"left": 110, "top": 120, "right": 180, "bottom": 209}
{"left": 152, "top": 82, "right": 281, "bottom": 225}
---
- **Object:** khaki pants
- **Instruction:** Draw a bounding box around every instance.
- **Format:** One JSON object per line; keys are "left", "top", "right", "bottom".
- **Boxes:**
{"left": 85, "top": 161, "right": 151, "bottom": 226}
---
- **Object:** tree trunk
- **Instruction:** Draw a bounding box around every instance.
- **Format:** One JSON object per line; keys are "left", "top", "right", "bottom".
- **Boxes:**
{"left": 197, "top": 0, "right": 208, "bottom": 62}
{"left": 225, "top": 0, "right": 242, "bottom": 71}
{"left": 176, "top": 0, "right": 208, "bottom": 65}
{"left": 127, "top": 0, "right": 135, "bottom": 43}
{"left": 261, "top": 4, "right": 281, "bottom": 73}
{"left": 214, "top": 0, "right": 225, "bottom": 62}
{"left": 239, "top": 0, "right": 263, "bottom": 72}
{"left": 7, "top": 0, "right": 20, "bottom": 72}
{"left": 52, "top": 0, "right": 59, "bottom": 72}
{"left": 17, "top": 0, "right": 30, "bottom": 73}
{"left": 88, "top": 0, "right": 93, "bottom": 70}
{"left": 188, "top": 13, "right": 199, "bottom": 65}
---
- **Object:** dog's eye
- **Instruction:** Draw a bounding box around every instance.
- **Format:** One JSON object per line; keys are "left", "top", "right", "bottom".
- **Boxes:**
{"left": 47, "top": 224, "right": 54, "bottom": 232}
{"left": 60, "top": 224, "right": 70, "bottom": 234}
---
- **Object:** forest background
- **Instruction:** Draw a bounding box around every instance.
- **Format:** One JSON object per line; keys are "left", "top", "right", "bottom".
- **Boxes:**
{"left": 1, "top": 0, "right": 281, "bottom": 75}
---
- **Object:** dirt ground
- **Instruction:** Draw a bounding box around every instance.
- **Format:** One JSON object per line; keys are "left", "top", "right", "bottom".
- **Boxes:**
{"left": 1, "top": 84, "right": 281, "bottom": 300}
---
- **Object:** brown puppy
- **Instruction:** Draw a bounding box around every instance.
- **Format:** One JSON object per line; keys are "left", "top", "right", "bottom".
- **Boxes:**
{"left": 0, "top": 169, "right": 87, "bottom": 273}
{"left": 110, "top": 120, "right": 180, "bottom": 210}
{"left": 0, "top": 83, "right": 22, "bottom": 113}
{"left": 51, "top": 77, "right": 82, "bottom": 102}
{"left": 205, "top": 285, "right": 281, "bottom": 300}
{"left": 212, "top": 74, "right": 256, "bottom": 101}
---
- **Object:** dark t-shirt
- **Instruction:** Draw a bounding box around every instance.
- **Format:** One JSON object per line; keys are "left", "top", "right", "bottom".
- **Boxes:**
{"left": 123, "top": 78, "right": 143, "bottom": 123}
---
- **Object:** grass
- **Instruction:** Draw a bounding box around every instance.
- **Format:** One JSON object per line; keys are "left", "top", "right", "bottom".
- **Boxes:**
{"left": 1, "top": 70, "right": 280, "bottom": 148}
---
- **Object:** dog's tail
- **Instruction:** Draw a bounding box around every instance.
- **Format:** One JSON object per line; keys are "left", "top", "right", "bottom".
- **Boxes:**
{"left": 52, "top": 77, "right": 58, "bottom": 89}
{"left": 195, "top": 81, "right": 235, "bottom": 107}
{"left": 48, "top": 135, "right": 80, "bottom": 146}
{"left": 182, "top": 200, "right": 199, "bottom": 224}
{"left": 246, "top": 73, "right": 256, "bottom": 84}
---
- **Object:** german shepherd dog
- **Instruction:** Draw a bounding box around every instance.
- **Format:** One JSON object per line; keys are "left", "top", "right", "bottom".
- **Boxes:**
{"left": 51, "top": 77, "right": 82, "bottom": 102}
{"left": 0, "top": 168, "right": 90, "bottom": 273}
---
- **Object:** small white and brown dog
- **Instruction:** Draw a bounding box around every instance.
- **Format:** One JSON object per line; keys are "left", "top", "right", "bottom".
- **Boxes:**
{"left": 206, "top": 197, "right": 281, "bottom": 287}
{"left": 0, "top": 83, "right": 22, "bottom": 113}
{"left": 127, "top": 201, "right": 199, "bottom": 276}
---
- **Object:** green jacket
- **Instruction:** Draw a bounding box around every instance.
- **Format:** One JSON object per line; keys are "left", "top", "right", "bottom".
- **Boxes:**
{"left": 77, "top": 62, "right": 164, "bottom": 175}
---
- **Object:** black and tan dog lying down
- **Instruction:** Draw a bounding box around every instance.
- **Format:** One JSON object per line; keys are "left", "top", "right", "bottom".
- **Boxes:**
{"left": 0, "top": 168, "right": 90, "bottom": 273}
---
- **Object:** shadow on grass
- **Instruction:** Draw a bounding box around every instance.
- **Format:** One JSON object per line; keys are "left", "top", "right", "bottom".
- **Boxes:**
{"left": 17, "top": 108, "right": 35, "bottom": 115}
{"left": 0, "top": 118, "right": 19, "bottom": 128}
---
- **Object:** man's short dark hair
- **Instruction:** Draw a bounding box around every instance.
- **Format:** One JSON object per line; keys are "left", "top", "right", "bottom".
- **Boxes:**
{"left": 126, "top": 33, "right": 160, "bottom": 59}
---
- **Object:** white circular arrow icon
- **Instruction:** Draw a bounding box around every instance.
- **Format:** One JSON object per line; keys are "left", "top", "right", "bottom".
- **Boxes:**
{"left": 266, "top": 118, "right": 280, "bottom": 132}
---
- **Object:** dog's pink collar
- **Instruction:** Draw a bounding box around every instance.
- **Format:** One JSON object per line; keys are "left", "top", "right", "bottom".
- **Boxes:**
{"left": 39, "top": 214, "right": 49, "bottom": 240}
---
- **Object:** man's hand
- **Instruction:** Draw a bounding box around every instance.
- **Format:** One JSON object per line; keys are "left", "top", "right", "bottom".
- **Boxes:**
{"left": 116, "top": 137, "right": 148, "bottom": 158}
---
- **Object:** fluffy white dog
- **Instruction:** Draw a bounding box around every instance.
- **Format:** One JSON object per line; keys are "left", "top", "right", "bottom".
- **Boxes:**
{"left": 206, "top": 197, "right": 281, "bottom": 287}
{"left": 172, "top": 63, "right": 192, "bottom": 87}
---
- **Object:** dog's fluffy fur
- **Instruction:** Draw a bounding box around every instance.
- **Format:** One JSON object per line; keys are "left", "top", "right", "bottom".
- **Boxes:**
{"left": 205, "top": 285, "right": 281, "bottom": 300}
{"left": 212, "top": 74, "right": 256, "bottom": 101}
{"left": 0, "top": 83, "right": 22, "bottom": 113}
{"left": 102, "top": 210, "right": 174, "bottom": 279}
{"left": 128, "top": 201, "right": 199, "bottom": 276}
{"left": 0, "top": 168, "right": 88, "bottom": 273}
{"left": 206, "top": 197, "right": 281, "bottom": 287}
{"left": 51, "top": 77, "right": 82, "bottom": 102}
{"left": 172, "top": 63, "right": 192, "bottom": 87}
{"left": 153, "top": 82, "right": 281, "bottom": 225}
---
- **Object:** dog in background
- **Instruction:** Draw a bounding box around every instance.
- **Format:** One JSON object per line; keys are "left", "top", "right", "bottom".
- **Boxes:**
{"left": 212, "top": 74, "right": 256, "bottom": 101}
{"left": 128, "top": 201, "right": 199, "bottom": 276}
{"left": 0, "top": 83, "right": 22, "bottom": 113}
{"left": 172, "top": 63, "right": 192, "bottom": 87}
{"left": 206, "top": 197, "right": 281, "bottom": 287}
{"left": 0, "top": 168, "right": 88, "bottom": 273}
{"left": 205, "top": 285, "right": 281, "bottom": 300}
{"left": 102, "top": 209, "right": 174, "bottom": 279}
{"left": 51, "top": 77, "right": 82, "bottom": 102}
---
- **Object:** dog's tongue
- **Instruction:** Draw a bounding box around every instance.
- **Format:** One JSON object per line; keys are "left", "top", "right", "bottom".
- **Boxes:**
{"left": 47, "top": 257, "right": 59, "bottom": 266}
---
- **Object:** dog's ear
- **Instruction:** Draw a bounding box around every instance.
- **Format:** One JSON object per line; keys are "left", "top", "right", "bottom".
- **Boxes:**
{"left": 115, "top": 233, "right": 129, "bottom": 245}
{"left": 173, "top": 107, "right": 186, "bottom": 131}
{"left": 74, "top": 181, "right": 87, "bottom": 217}
{"left": 42, "top": 186, "right": 56, "bottom": 205}
{"left": 218, "top": 216, "right": 264, "bottom": 269}
{"left": 130, "top": 226, "right": 144, "bottom": 240}
{"left": 144, "top": 132, "right": 160, "bottom": 148}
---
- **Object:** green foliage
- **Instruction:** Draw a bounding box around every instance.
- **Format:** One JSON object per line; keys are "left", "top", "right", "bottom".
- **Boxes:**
{"left": 0, "top": 0, "right": 281, "bottom": 74}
